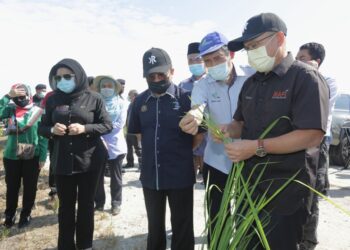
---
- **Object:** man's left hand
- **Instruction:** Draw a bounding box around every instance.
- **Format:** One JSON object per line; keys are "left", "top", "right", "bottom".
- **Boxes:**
{"left": 224, "top": 139, "right": 257, "bottom": 163}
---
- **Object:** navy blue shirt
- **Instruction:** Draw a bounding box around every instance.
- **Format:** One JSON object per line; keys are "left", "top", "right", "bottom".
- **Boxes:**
{"left": 128, "top": 83, "right": 195, "bottom": 190}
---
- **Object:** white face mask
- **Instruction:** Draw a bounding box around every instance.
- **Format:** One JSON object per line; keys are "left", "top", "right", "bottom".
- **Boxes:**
{"left": 247, "top": 36, "right": 278, "bottom": 73}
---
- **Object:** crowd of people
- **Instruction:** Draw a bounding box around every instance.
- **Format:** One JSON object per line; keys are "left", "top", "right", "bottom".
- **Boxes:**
{"left": 0, "top": 12, "right": 338, "bottom": 250}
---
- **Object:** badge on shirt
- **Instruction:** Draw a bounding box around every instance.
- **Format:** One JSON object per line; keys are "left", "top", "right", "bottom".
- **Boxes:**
{"left": 141, "top": 105, "right": 148, "bottom": 112}
{"left": 173, "top": 100, "right": 180, "bottom": 110}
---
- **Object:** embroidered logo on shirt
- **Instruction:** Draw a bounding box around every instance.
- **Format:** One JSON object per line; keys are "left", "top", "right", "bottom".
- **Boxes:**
{"left": 245, "top": 96, "right": 253, "bottom": 100}
{"left": 272, "top": 89, "right": 289, "bottom": 99}
{"left": 173, "top": 100, "right": 180, "bottom": 110}
{"left": 211, "top": 92, "right": 221, "bottom": 103}
{"left": 141, "top": 105, "right": 148, "bottom": 112}
{"left": 149, "top": 55, "right": 157, "bottom": 65}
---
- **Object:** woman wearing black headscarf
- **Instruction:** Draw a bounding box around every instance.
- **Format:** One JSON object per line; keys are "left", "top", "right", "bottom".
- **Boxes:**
{"left": 39, "top": 58, "right": 112, "bottom": 250}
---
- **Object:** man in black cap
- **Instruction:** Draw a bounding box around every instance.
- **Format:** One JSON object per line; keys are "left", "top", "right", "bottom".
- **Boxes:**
{"left": 179, "top": 42, "right": 206, "bottom": 91}
{"left": 128, "top": 47, "right": 195, "bottom": 250}
{"left": 179, "top": 42, "right": 207, "bottom": 180}
{"left": 33, "top": 83, "right": 47, "bottom": 106}
{"left": 214, "top": 13, "right": 329, "bottom": 249}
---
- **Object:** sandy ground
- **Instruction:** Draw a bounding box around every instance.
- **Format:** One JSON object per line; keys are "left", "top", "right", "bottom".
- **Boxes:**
{"left": 0, "top": 161, "right": 349, "bottom": 250}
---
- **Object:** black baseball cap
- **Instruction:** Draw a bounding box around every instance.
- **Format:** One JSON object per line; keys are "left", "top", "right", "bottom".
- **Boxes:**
{"left": 228, "top": 13, "right": 287, "bottom": 52}
{"left": 143, "top": 48, "right": 172, "bottom": 77}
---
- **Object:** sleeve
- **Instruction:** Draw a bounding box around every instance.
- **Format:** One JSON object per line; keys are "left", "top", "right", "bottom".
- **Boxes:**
{"left": 84, "top": 96, "right": 113, "bottom": 135}
{"left": 112, "top": 99, "right": 128, "bottom": 132}
{"left": 0, "top": 95, "right": 14, "bottom": 119}
{"left": 190, "top": 80, "right": 208, "bottom": 108}
{"left": 38, "top": 97, "right": 55, "bottom": 138}
{"left": 291, "top": 69, "right": 329, "bottom": 132}
{"left": 127, "top": 99, "right": 141, "bottom": 134}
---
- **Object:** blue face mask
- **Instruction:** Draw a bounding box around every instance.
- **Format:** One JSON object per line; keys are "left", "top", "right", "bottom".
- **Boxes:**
{"left": 101, "top": 88, "right": 115, "bottom": 98}
{"left": 208, "top": 62, "right": 230, "bottom": 81}
{"left": 189, "top": 63, "right": 205, "bottom": 76}
{"left": 57, "top": 79, "right": 75, "bottom": 93}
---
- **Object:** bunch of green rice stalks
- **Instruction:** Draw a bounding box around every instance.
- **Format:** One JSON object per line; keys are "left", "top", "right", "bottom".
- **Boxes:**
{"left": 199, "top": 113, "right": 350, "bottom": 250}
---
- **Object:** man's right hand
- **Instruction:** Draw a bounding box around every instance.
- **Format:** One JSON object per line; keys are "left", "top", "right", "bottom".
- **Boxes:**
{"left": 179, "top": 114, "right": 199, "bottom": 135}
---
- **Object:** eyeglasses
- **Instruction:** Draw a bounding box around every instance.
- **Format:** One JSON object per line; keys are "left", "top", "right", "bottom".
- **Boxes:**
{"left": 244, "top": 33, "right": 276, "bottom": 51}
{"left": 53, "top": 74, "right": 75, "bottom": 82}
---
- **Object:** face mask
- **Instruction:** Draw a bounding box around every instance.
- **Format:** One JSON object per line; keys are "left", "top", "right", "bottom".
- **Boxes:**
{"left": 247, "top": 36, "right": 278, "bottom": 73}
{"left": 13, "top": 97, "right": 29, "bottom": 108}
{"left": 57, "top": 79, "right": 75, "bottom": 94}
{"left": 38, "top": 92, "right": 45, "bottom": 99}
{"left": 207, "top": 61, "right": 230, "bottom": 81}
{"left": 147, "top": 79, "right": 171, "bottom": 95}
{"left": 101, "top": 88, "right": 115, "bottom": 98}
{"left": 189, "top": 63, "right": 205, "bottom": 76}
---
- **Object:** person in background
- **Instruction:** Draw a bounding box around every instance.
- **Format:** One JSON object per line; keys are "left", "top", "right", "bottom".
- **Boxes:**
{"left": 179, "top": 32, "right": 254, "bottom": 245}
{"left": 179, "top": 42, "right": 206, "bottom": 91}
{"left": 0, "top": 84, "right": 47, "bottom": 228}
{"left": 124, "top": 89, "right": 142, "bottom": 170}
{"left": 87, "top": 76, "right": 95, "bottom": 91}
{"left": 117, "top": 78, "right": 125, "bottom": 98}
{"left": 222, "top": 13, "right": 329, "bottom": 249}
{"left": 32, "top": 84, "right": 47, "bottom": 106}
{"left": 179, "top": 42, "right": 207, "bottom": 178}
{"left": 128, "top": 47, "right": 195, "bottom": 250}
{"left": 94, "top": 76, "right": 127, "bottom": 215}
{"left": 39, "top": 58, "right": 112, "bottom": 250}
{"left": 296, "top": 42, "right": 338, "bottom": 250}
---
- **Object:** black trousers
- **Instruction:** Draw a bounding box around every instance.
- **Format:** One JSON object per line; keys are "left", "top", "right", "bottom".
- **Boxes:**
{"left": 48, "top": 139, "right": 56, "bottom": 191}
{"left": 4, "top": 157, "right": 40, "bottom": 219}
{"left": 55, "top": 170, "right": 101, "bottom": 250}
{"left": 126, "top": 134, "right": 142, "bottom": 167}
{"left": 143, "top": 187, "right": 194, "bottom": 250}
{"left": 202, "top": 163, "right": 228, "bottom": 246}
{"left": 95, "top": 154, "right": 125, "bottom": 207}
{"left": 301, "top": 136, "right": 330, "bottom": 247}
{"left": 247, "top": 206, "right": 308, "bottom": 250}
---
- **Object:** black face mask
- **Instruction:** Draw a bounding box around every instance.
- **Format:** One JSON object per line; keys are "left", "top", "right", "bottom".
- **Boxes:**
{"left": 147, "top": 79, "right": 171, "bottom": 95}
{"left": 13, "top": 97, "right": 29, "bottom": 108}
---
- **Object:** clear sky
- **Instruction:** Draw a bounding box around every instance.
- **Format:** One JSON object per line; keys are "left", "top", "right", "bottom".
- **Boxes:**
{"left": 0, "top": 0, "right": 349, "bottom": 97}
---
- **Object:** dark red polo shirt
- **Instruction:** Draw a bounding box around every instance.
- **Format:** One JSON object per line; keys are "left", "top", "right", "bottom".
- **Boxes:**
{"left": 234, "top": 52, "right": 329, "bottom": 214}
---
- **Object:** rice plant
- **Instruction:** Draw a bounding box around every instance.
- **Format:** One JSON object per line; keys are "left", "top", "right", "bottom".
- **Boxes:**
{"left": 196, "top": 111, "right": 350, "bottom": 250}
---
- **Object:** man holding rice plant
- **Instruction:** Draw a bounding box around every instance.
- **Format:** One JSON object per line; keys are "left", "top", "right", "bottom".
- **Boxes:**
{"left": 179, "top": 31, "right": 254, "bottom": 245}
{"left": 220, "top": 13, "right": 329, "bottom": 250}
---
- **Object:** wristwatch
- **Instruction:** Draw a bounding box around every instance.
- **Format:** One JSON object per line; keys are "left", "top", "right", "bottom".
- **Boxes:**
{"left": 255, "top": 139, "right": 267, "bottom": 157}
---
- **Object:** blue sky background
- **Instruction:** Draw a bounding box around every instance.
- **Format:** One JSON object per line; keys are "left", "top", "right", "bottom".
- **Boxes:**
{"left": 0, "top": 0, "right": 349, "bottom": 96}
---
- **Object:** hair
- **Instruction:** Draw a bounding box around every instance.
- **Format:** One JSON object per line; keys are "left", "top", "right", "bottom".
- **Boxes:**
{"left": 87, "top": 76, "right": 95, "bottom": 86}
{"left": 299, "top": 42, "right": 326, "bottom": 66}
{"left": 128, "top": 89, "right": 138, "bottom": 97}
{"left": 220, "top": 46, "right": 230, "bottom": 56}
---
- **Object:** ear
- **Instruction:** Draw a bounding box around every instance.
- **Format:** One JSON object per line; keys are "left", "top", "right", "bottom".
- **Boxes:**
{"left": 316, "top": 59, "right": 321, "bottom": 67}
{"left": 170, "top": 68, "right": 175, "bottom": 76}
{"left": 275, "top": 31, "right": 285, "bottom": 46}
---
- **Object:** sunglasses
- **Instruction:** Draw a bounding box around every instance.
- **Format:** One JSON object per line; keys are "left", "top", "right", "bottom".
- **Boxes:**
{"left": 53, "top": 74, "right": 75, "bottom": 82}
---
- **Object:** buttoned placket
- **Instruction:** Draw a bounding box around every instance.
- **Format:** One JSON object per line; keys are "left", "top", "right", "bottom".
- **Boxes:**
{"left": 154, "top": 97, "right": 160, "bottom": 190}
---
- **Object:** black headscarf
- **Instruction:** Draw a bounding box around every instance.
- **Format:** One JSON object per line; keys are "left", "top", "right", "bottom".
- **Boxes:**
{"left": 48, "top": 58, "right": 89, "bottom": 103}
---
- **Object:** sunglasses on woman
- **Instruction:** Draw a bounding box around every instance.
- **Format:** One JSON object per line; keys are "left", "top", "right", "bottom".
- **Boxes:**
{"left": 53, "top": 74, "right": 75, "bottom": 82}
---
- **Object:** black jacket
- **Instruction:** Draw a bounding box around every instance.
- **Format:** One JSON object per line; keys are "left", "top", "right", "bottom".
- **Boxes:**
{"left": 39, "top": 58, "right": 112, "bottom": 175}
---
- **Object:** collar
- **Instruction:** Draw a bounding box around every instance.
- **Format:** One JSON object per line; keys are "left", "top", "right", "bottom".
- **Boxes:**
{"left": 145, "top": 83, "right": 176, "bottom": 103}
{"left": 272, "top": 52, "right": 294, "bottom": 77}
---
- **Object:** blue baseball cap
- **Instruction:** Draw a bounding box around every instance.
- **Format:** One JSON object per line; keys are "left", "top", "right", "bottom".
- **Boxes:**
{"left": 198, "top": 32, "right": 228, "bottom": 57}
